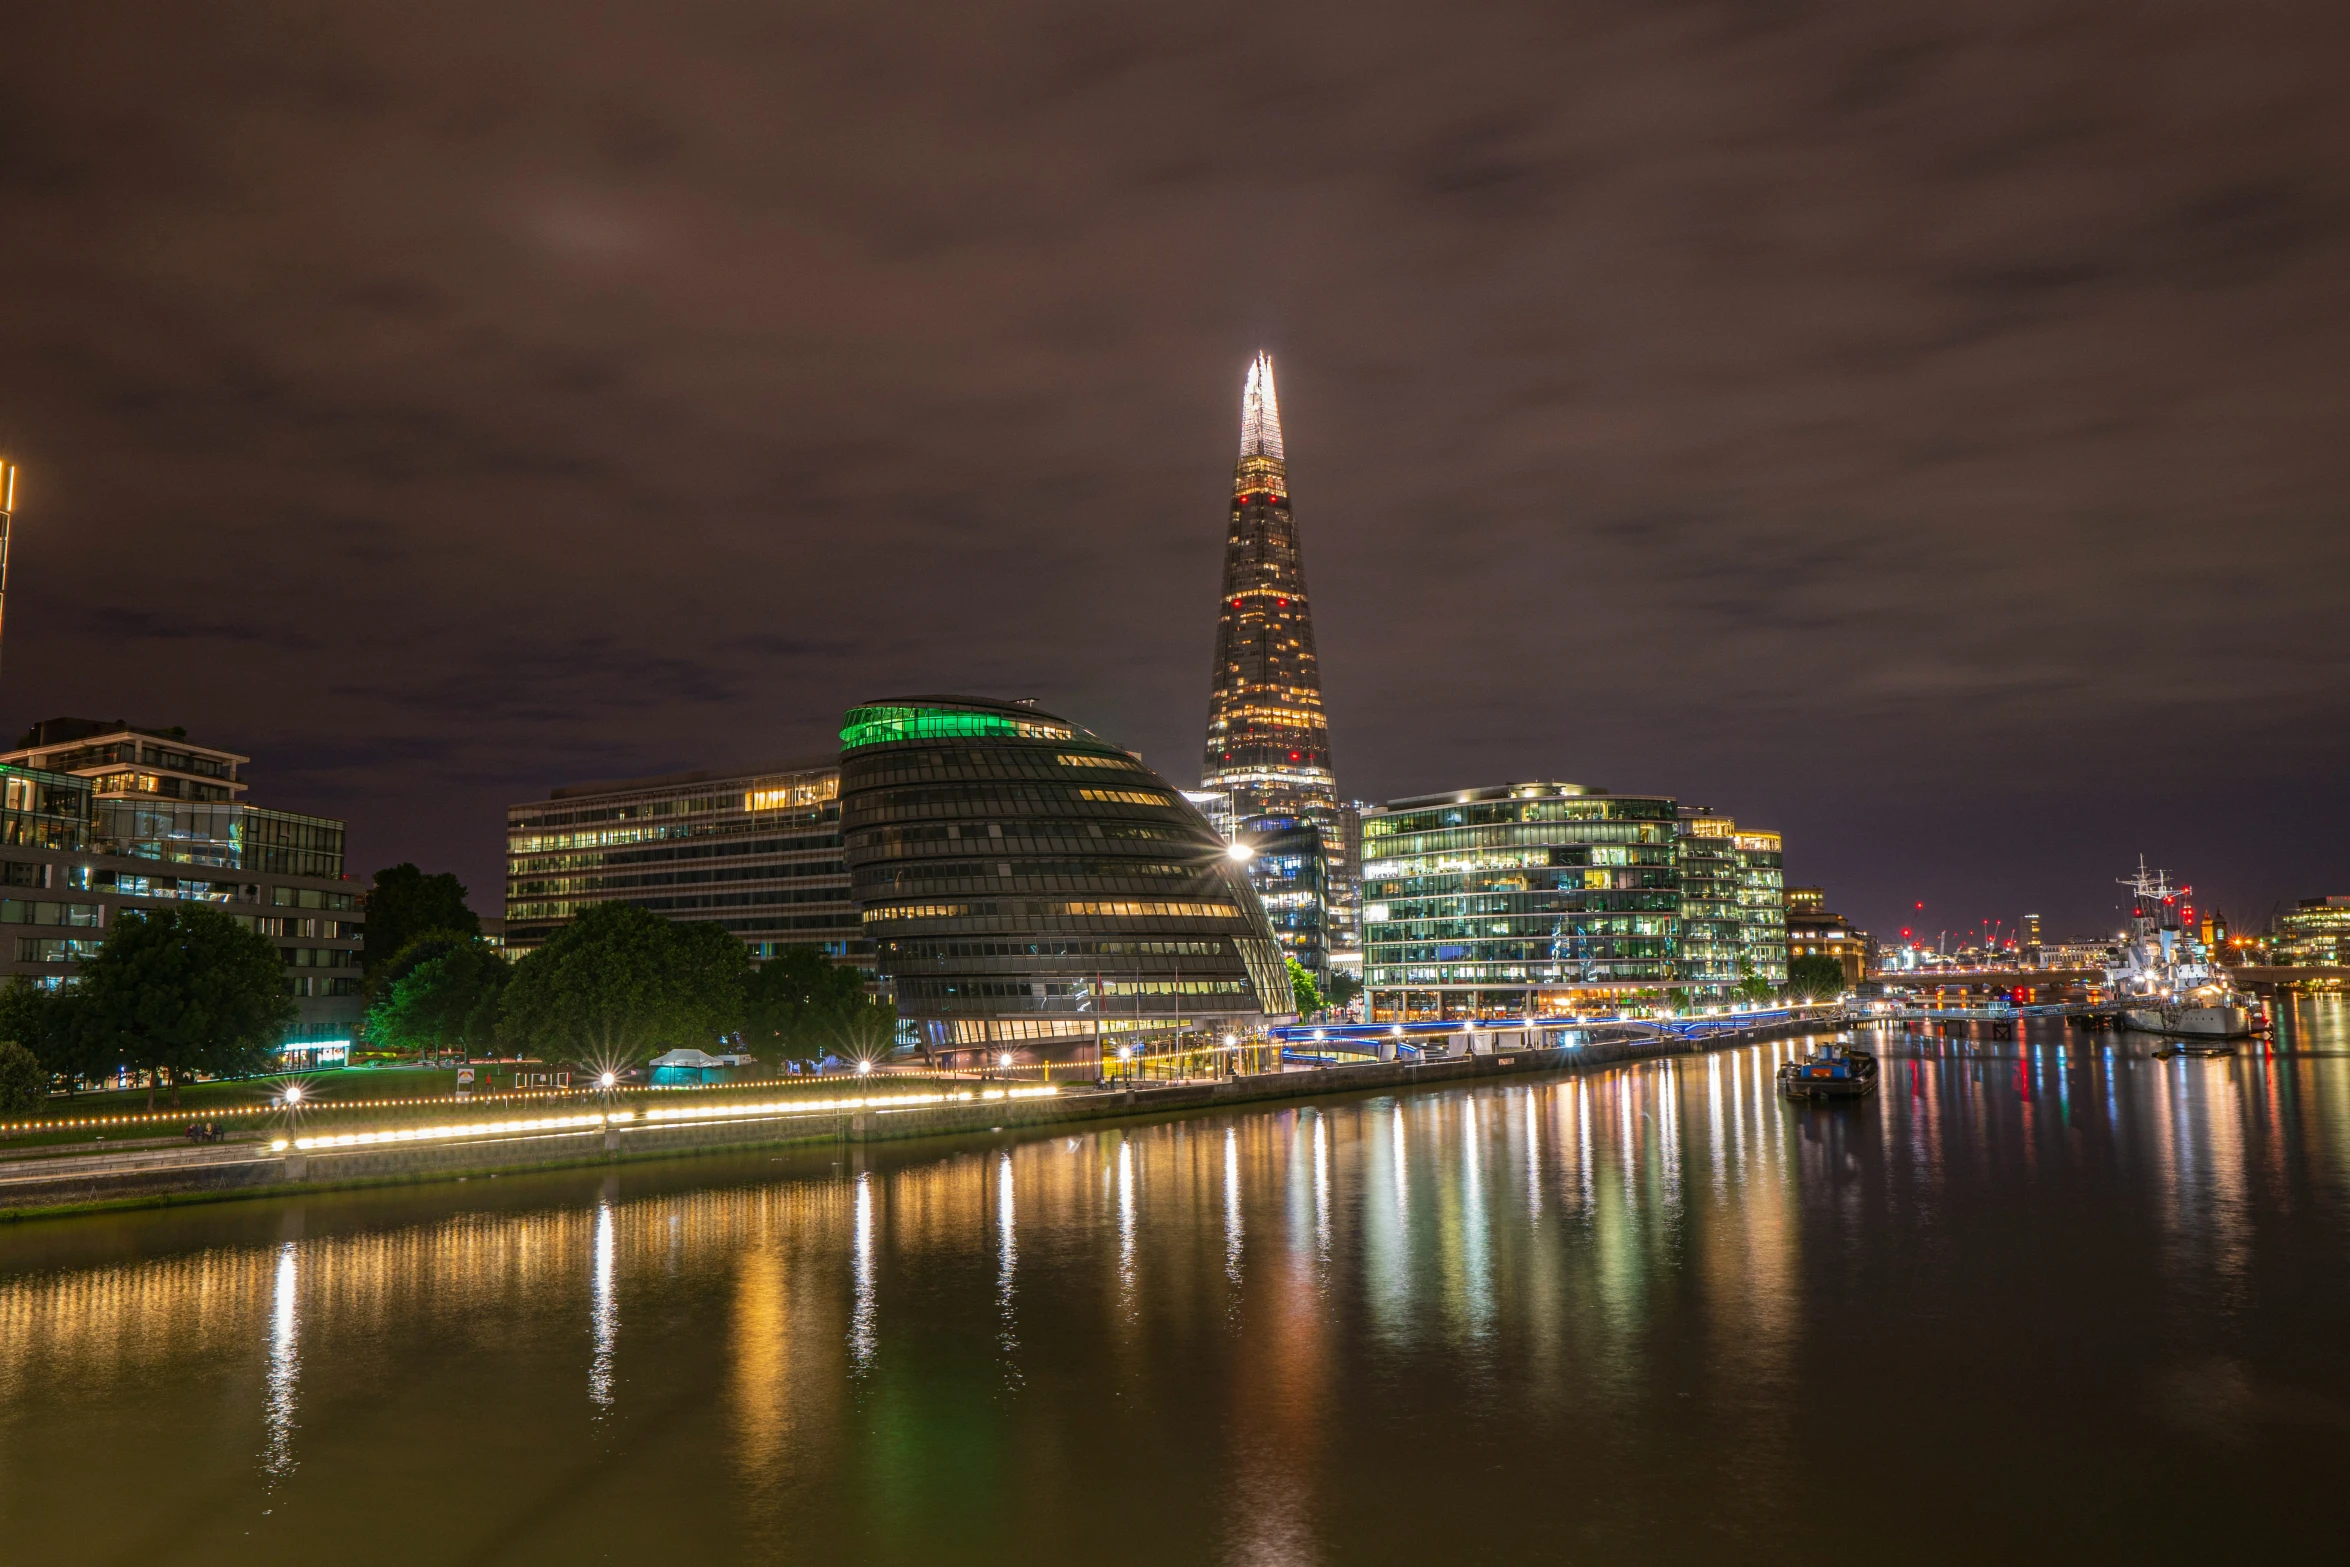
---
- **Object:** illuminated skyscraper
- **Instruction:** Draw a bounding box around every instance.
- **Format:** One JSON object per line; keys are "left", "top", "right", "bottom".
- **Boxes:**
{"left": 1202, "top": 353, "right": 1335, "bottom": 827}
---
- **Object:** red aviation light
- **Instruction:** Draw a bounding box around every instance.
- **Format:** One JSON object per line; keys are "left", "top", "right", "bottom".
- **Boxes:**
{"left": 1277, "top": 597, "right": 1289, "bottom": 607}
{"left": 1289, "top": 750, "right": 1301, "bottom": 761}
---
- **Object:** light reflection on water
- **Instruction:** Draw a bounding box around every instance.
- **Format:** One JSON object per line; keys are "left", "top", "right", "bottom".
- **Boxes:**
{"left": 2, "top": 1000, "right": 2349, "bottom": 1562}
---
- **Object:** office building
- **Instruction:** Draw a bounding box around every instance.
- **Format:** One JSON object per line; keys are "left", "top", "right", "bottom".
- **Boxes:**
{"left": 1736, "top": 829, "right": 1789, "bottom": 988}
{"left": 1784, "top": 885, "right": 1873, "bottom": 985}
{"left": 0, "top": 720, "right": 364, "bottom": 1050}
{"left": 841, "top": 695, "right": 1291, "bottom": 1067}
{"left": 504, "top": 760, "right": 859, "bottom": 965}
{"left": 2275, "top": 896, "right": 2350, "bottom": 966}
{"left": 1361, "top": 783, "right": 1683, "bottom": 1021}
{"left": 1361, "top": 784, "right": 1794, "bottom": 1020}
{"left": 1675, "top": 812, "right": 1746, "bottom": 991}
{"left": 1236, "top": 814, "right": 1328, "bottom": 978}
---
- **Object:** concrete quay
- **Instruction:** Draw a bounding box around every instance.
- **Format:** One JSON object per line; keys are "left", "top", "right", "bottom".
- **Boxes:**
{"left": 0, "top": 1015, "right": 1838, "bottom": 1221}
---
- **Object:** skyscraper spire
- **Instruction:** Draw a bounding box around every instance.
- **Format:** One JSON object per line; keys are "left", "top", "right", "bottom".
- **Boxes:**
{"left": 1239, "top": 350, "right": 1284, "bottom": 461}
{"left": 1203, "top": 351, "right": 1332, "bottom": 826}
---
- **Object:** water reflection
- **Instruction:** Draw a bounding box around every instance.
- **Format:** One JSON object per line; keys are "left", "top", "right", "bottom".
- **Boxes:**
{"left": 588, "top": 1199, "right": 617, "bottom": 1408}
{"left": 262, "top": 1241, "right": 299, "bottom": 1481}
{"left": 848, "top": 1171, "right": 875, "bottom": 1372}
{"left": 2, "top": 1017, "right": 2347, "bottom": 1562}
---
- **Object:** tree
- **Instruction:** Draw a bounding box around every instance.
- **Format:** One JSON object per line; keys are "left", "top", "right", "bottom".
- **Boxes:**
{"left": 1287, "top": 955, "right": 1324, "bottom": 1018}
{"left": 743, "top": 946, "right": 872, "bottom": 1063}
{"left": 1325, "top": 970, "right": 1362, "bottom": 1014}
{"left": 0, "top": 1040, "right": 45, "bottom": 1114}
{"left": 672, "top": 920, "right": 752, "bottom": 1044}
{"left": 1787, "top": 953, "right": 1846, "bottom": 1000}
{"left": 0, "top": 980, "right": 80, "bottom": 1091}
{"left": 363, "top": 864, "right": 480, "bottom": 979}
{"left": 76, "top": 905, "right": 296, "bottom": 1108}
{"left": 1735, "top": 955, "right": 1775, "bottom": 1005}
{"left": 367, "top": 927, "right": 484, "bottom": 1003}
{"left": 499, "top": 903, "right": 745, "bottom": 1071}
{"left": 367, "top": 940, "right": 511, "bottom": 1057}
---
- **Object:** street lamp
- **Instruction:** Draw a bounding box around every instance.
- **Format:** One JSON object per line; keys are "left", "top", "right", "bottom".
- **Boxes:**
{"left": 281, "top": 1085, "right": 304, "bottom": 1107}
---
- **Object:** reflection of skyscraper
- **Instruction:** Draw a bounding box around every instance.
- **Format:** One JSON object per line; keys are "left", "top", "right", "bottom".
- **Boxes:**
{"left": 1202, "top": 354, "right": 1335, "bottom": 827}
{"left": 0, "top": 459, "right": 17, "bottom": 686}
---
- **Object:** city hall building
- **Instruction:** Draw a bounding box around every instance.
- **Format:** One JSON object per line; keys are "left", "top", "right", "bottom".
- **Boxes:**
{"left": 1360, "top": 783, "right": 1790, "bottom": 1022}
{"left": 840, "top": 695, "right": 1291, "bottom": 1068}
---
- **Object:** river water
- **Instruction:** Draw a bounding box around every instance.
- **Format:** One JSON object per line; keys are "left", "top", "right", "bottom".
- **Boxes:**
{"left": 5, "top": 1000, "right": 2349, "bottom": 1564}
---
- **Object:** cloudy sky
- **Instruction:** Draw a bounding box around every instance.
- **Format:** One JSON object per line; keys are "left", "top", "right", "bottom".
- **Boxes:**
{"left": 2, "top": 1, "right": 2344, "bottom": 940}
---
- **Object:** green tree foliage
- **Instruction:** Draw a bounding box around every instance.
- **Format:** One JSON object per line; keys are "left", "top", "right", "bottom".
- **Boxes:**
{"left": 499, "top": 903, "right": 746, "bottom": 1069}
{"left": 363, "top": 864, "right": 480, "bottom": 978}
{"left": 1787, "top": 953, "right": 1847, "bottom": 999}
{"left": 1735, "top": 956, "right": 1775, "bottom": 1004}
{"left": 0, "top": 980, "right": 77, "bottom": 1089}
{"left": 0, "top": 1039, "right": 46, "bottom": 1114}
{"left": 76, "top": 906, "right": 296, "bottom": 1108}
{"left": 1287, "top": 955, "right": 1324, "bottom": 1018}
{"left": 367, "top": 927, "right": 484, "bottom": 1003}
{"left": 1325, "top": 970, "right": 1362, "bottom": 1013}
{"left": 743, "top": 945, "right": 894, "bottom": 1064}
{"left": 367, "top": 940, "right": 512, "bottom": 1057}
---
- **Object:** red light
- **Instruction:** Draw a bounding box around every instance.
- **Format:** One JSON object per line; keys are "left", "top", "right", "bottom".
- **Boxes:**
{"left": 1277, "top": 597, "right": 1289, "bottom": 607}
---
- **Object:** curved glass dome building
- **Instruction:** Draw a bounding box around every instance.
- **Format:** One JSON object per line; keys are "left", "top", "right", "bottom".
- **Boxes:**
{"left": 841, "top": 696, "right": 1292, "bottom": 1068}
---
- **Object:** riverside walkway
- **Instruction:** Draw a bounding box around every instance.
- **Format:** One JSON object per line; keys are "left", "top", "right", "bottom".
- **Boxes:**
{"left": 0, "top": 1008, "right": 1852, "bottom": 1221}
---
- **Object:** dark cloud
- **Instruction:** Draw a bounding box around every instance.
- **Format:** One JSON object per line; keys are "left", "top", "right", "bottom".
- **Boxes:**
{"left": 0, "top": 0, "right": 2344, "bottom": 939}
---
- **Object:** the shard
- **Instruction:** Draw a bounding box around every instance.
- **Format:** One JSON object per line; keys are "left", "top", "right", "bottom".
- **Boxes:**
{"left": 1201, "top": 353, "right": 1335, "bottom": 829}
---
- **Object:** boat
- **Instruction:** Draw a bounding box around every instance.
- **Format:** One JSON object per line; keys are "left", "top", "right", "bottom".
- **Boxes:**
{"left": 2105, "top": 859, "right": 2265, "bottom": 1041}
{"left": 1777, "top": 1041, "right": 1878, "bottom": 1100}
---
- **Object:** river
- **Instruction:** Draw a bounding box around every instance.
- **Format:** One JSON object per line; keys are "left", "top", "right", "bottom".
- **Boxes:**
{"left": 4, "top": 999, "right": 2348, "bottom": 1564}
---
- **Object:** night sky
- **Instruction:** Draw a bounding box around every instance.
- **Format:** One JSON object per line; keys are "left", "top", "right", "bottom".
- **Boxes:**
{"left": 2, "top": 2, "right": 2344, "bottom": 944}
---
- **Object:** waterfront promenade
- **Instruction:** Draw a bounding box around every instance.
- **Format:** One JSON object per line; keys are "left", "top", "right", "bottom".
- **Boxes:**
{"left": 0, "top": 1007, "right": 1844, "bottom": 1219}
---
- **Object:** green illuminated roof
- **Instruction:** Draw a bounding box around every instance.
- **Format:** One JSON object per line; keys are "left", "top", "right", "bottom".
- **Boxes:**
{"left": 839, "top": 704, "right": 1075, "bottom": 751}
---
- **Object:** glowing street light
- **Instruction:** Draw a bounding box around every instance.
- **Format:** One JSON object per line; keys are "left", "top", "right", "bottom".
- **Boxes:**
{"left": 1225, "top": 841, "right": 1254, "bottom": 862}
{"left": 282, "top": 1085, "right": 304, "bottom": 1107}
{"left": 855, "top": 1059, "right": 873, "bottom": 1075}
{"left": 598, "top": 1072, "right": 618, "bottom": 1090}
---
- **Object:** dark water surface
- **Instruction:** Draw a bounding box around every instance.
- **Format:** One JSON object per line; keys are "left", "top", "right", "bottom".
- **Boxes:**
{"left": 6, "top": 1001, "right": 2350, "bottom": 1564}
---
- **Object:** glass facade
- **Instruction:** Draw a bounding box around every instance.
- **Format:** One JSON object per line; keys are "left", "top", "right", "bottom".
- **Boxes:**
{"left": 1736, "top": 830, "right": 1789, "bottom": 987}
{"left": 1362, "top": 784, "right": 1681, "bottom": 1021}
{"left": 505, "top": 762, "right": 859, "bottom": 963}
{"left": 242, "top": 806, "right": 346, "bottom": 880}
{"left": 0, "top": 766, "right": 91, "bottom": 850}
{"left": 1201, "top": 353, "right": 1338, "bottom": 829}
{"left": 2276, "top": 897, "right": 2350, "bottom": 965}
{"left": 1238, "top": 815, "right": 1328, "bottom": 977}
{"left": 843, "top": 695, "right": 1291, "bottom": 1066}
{"left": 1362, "top": 784, "right": 1793, "bottom": 1020}
{"left": 1675, "top": 812, "right": 1744, "bottom": 991}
